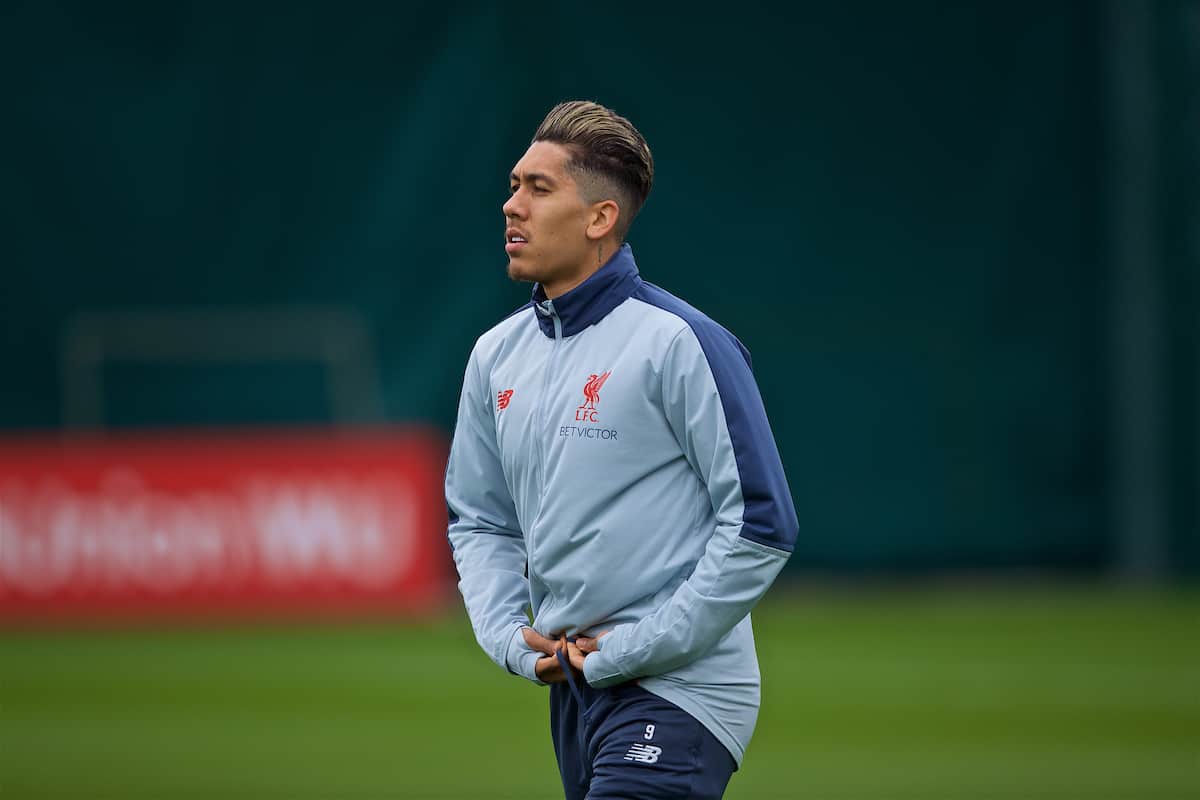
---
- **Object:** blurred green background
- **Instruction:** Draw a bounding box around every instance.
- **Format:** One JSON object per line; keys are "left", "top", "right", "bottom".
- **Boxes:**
{"left": 2, "top": 1, "right": 1198, "bottom": 798}
{"left": 4, "top": 0, "right": 1196, "bottom": 573}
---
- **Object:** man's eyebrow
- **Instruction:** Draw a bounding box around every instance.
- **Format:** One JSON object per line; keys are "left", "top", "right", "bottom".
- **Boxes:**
{"left": 510, "top": 171, "right": 557, "bottom": 186}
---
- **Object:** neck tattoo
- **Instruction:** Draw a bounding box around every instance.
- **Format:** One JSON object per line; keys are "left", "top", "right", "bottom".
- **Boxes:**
{"left": 598, "top": 245, "right": 603, "bottom": 265}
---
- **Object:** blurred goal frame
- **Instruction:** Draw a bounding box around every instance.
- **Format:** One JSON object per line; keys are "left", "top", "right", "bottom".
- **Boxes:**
{"left": 59, "top": 307, "right": 385, "bottom": 428}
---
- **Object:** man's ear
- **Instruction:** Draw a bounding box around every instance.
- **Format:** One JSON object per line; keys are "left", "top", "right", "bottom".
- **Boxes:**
{"left": 585, "top": 199, "right": 621, "bottom": 241}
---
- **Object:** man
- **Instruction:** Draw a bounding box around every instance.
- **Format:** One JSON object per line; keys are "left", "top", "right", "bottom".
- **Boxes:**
{"left": 446, "top": 100, "right": 798, "bottom": 799}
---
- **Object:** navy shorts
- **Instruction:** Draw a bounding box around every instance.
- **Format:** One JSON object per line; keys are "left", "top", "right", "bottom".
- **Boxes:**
{"left": 549, "top": 657, "right": 736, "bottom": 800}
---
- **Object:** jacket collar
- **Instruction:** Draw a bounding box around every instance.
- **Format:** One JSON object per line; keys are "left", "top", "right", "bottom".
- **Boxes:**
{"left": 531, "top": 243, "right": 642, "bottom": 338}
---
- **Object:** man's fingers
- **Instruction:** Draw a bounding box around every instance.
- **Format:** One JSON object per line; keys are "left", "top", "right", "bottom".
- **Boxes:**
{"left": 526, "top": 627, "right": 608, "bottom": 676}
{"left": 534, "top": 654, "right": 566, "bottom": 683}
{"left": 576, "top": 630, "right": 610, "bottom": 653}
{"left": 566, "top": 640, "right": 587, "bottom": 672}
{"left": 522, "top": 627, "right": 560, "bottom": 656}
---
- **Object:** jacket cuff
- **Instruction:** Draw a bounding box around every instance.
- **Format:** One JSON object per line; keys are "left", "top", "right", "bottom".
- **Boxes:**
{"left": 582, "top": 630, "right": 630, "bottom": 687}
{"left": 504, "top": 626, "right": 547, "bottom": 686}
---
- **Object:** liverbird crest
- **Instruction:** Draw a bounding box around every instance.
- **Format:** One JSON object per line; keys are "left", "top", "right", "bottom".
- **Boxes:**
{"left": 581, "top": 371, "right": 611, "bottom": 410}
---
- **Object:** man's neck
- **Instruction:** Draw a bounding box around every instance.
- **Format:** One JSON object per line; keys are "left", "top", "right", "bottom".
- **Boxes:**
{"left": 542, "top": 264, "right": 599, "bottom": 300}
{"left": 541, "top": 240, "right": 620, "bottom": 300}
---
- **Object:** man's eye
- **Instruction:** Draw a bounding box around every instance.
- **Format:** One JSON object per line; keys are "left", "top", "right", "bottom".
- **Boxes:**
{"left": 509, "top": 185, "right": 519, "bottom": 194}
{"left": 533, "top": 186, "right": 549, "bottom": 194}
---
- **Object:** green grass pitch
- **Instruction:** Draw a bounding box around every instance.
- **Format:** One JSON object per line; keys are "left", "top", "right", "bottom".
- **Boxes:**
{"left": 2, "top": 586, "right": 1197, "bottom": 798}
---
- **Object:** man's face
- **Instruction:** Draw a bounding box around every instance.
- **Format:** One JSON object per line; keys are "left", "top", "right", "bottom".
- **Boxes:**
{"left": 503, "top": 141, "right": 594, "bottom": 294}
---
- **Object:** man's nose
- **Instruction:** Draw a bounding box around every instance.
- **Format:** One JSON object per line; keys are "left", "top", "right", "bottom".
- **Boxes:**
{"left": 502, "top": 192, "right": 523, "bottom": 218}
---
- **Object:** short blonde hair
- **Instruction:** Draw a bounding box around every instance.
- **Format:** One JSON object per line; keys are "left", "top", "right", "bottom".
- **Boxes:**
{"left": 534, "top": 100, "right": 654, "bottom": 240}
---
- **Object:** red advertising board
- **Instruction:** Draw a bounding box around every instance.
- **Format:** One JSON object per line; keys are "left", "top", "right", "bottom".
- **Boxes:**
{"left": 0, "top": 427, "right": 450, "bottom": 623}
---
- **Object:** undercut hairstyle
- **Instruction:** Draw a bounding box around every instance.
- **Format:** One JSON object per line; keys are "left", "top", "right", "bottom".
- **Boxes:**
{"left": 533, "top": 100, "right": 654, "bottom": 241}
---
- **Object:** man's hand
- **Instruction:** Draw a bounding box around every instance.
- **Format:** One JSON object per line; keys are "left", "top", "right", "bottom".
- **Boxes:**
{"left": 575, "top": 631, "right": 609, "bottom": 655}
{"left": 523, "top": 627, "right": 611, "bottom": 682}
{"left": 568, "top": 630, "right": 611, "bottom": 671}
{"left": 523, "top": 628, "right": 569, "bottom": 684}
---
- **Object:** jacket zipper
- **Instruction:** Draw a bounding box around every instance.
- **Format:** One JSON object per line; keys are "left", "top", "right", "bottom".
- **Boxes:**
{"left": 529, "top": 303, "right": 562, "bottom": 572}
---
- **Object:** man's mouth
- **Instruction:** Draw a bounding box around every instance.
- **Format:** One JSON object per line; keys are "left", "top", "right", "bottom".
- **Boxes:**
{"left": 505, "top": 230, "right": 528, "bottom": 255}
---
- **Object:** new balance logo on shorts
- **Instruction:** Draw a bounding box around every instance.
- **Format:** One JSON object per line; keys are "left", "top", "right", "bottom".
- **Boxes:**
{"left": 623, "top": 743, "right": 662, "bottom": 764}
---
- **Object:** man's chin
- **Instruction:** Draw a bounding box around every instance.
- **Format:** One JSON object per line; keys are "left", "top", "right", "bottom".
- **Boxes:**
{"left": 507, "top": 259, "right": 537, "bottom": 284}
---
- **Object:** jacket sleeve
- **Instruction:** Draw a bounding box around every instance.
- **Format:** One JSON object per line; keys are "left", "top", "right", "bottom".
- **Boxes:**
{"left": 582, "top": 322, "right": 799, "bottom": 687}
{"left": 445, "top": 344, "right": 544, "bottom": 684}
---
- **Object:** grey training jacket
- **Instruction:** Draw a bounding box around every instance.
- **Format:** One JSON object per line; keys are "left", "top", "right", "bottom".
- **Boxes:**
{"left": 446, "top": 244, "right": 798, "bottom": 765}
